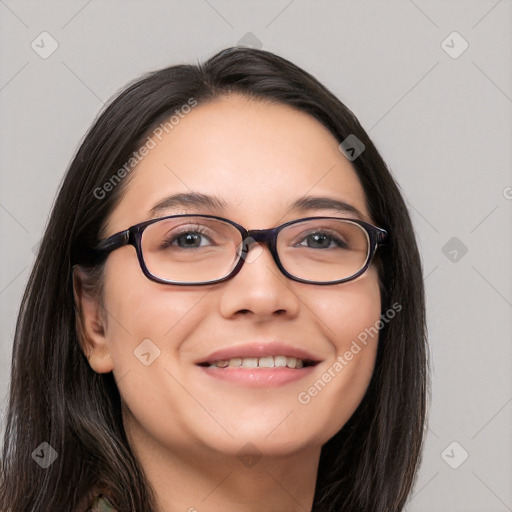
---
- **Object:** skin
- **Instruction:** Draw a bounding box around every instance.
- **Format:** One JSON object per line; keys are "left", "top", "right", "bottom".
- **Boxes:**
{"left": 75, "top": 95, "right": 382, "bottom": 512}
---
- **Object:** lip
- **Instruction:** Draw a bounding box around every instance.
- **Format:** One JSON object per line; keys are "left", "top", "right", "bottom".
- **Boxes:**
{"left": 195, "top": 341, "right": 322, "bottom": 366}
{"left": 195, "top": 341, "right": 323, "bottom": 388}
{"left": 197, "top": 365, "right": 318, "bottom": 387}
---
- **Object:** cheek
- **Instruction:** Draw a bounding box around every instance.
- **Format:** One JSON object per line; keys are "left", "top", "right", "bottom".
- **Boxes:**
{"left": 298, "top": 270, "right": 382, "bottom": 437}
{"left": 99, "top": 254, "right": 214, "bottom": 441}
{"left": 100, "top": 250, "right": 208, "bottom": 365}
{"left": 313, "top": 268, "right": 382, "bottom": 352}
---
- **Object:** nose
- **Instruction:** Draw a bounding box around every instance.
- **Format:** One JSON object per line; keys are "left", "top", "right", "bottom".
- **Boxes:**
{"left": 218, "top": 241, "right": 301, "bottom": 321}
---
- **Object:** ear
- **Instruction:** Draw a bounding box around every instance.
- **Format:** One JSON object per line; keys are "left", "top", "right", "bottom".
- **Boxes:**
{"left": 72, "top": 266, "right": 114, "bottom": 374}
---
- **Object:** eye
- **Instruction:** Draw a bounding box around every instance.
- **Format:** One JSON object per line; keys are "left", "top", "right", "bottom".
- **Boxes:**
{"left": 161, "top": 227, "right": 214, "bottom": 249}
{"left": 297, "top": 231, "right": 348, "bottom": 249}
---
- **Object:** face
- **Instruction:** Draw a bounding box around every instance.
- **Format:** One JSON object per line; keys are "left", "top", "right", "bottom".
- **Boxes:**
{"left": 78, "top": 95, "right": 382, "bottom": 462}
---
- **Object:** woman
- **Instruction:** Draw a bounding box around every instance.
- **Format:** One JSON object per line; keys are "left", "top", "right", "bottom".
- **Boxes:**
{"left": 0, "top": 47, "right": 429, "bottom": 512}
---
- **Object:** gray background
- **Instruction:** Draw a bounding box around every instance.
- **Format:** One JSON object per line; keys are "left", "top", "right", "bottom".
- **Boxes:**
{"left": 1, "top": 1, "right": 511, "bottom": 510}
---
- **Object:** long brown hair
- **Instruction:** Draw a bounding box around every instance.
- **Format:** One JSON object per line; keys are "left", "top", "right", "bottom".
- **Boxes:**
{"left": 0, "top": 47, "right": 429, "bottom": 511}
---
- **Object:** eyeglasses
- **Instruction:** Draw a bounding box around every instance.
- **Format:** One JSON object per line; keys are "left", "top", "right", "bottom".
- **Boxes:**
{"left": 89, "top": 214, "right": 388, "bottom": 286}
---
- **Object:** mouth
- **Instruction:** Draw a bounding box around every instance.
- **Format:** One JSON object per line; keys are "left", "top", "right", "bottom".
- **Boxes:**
{"left": 197, "top": 355, "right": 320, "bottom": 369}
{"left": 194, "top": 341, "right": 322, "bottom": 386}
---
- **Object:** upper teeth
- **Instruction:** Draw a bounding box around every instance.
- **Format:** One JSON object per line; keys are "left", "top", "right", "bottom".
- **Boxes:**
{"left": 210, "top": 356, "right": 304, "bottom": 369}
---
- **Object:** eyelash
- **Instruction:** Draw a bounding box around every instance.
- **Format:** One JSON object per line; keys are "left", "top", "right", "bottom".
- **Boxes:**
{"left": 161, "top": 226, "right": 214, "bottom": 248}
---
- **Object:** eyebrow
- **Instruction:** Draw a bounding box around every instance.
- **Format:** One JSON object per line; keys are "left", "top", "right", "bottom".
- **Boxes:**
{"left": 288, "top": 196, "right": 365, "bottom": 219}
{"left": 149, "top": 192, "right": 364, "bottom": 220}
{"left": 149, "top": 192, "right": 228, "bottom": 217}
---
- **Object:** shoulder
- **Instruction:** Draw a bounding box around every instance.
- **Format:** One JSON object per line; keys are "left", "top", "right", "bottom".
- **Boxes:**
{"left": 74, "top": 485, "right": 118, "bottom": 512}
{"left": 87, "top": 494, "right": 118, "bottom": 512}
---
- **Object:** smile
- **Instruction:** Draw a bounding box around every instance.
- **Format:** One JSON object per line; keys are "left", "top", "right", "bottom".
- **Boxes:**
{"left": 200, "top": 355, "right": 319, "bottom": 369}
{"left": 195, "top": 341, "right": 323, "bottom": 386}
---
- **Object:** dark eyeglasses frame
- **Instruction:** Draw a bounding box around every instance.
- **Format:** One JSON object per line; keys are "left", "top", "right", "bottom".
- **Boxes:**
{"left": 88, "top": 214, "right": 388, "bottom": 286}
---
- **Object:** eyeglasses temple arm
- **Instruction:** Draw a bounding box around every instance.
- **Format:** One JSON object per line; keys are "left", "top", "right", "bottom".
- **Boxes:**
{"left": 84, "top": 230, "right": 131, "bottom": 264}
{"left": 376, "top": 228, "right": 388, "bottom": 245}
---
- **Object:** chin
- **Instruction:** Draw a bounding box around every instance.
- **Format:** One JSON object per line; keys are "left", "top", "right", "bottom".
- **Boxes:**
{"left": 202, "top": 424, "right": 322, "bottom": 457}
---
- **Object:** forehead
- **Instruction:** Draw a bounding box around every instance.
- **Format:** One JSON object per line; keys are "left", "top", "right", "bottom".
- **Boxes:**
{"left": 106, "top": 95, "right": 370, "bottom": 233}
